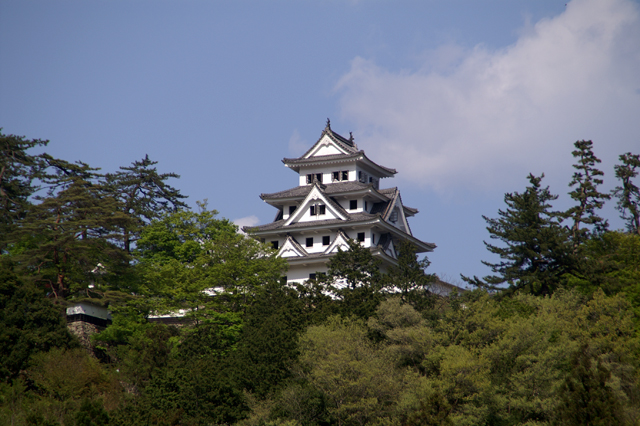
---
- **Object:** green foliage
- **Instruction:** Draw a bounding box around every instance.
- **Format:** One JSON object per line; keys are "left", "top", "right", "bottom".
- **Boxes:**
{"left": 0, "top": 131, "right": 49, "bottom": 248}
{"left": 269, "top": 291, "right": 640, "bottom": 426}
{"left": 554, "top": 344, "right": 626, "bottom": 426}
{"left": 564, "top": 140, "right": 610, "bottom": 246}
{"left": 7, "top": 158, "right": 133, "bottom": 300}
{"left": 234, "top": 281, "right": 307, "bottom": 399}
{"left": 384, "top": 241, "right": 436, "bottom": 313}
{"left": 318, "top": 239, "right": 384, "bottom": 319}
{"left": 564, "top": 231, "right": 640, "bottom": 319}
{"left": 614, "top": 152, "right": 640, "bottom": 235}
{"left": 0, "top": 259, "right": 77, "bottom": 383}
{"left": 298, "top": 316, "right": 402, "bottom": 425}
{"left": 5, "top": 348, "right": 124, "bottom": 426}
{"left": 105, "top": 154, "right": 188, "bottom": 253}
{"left": 463, "top": 174, "right": 571, "bottom": 295}
{"left": 74, "top": 399, "right": 109, "bottom": 426}
{"left": 110, "top": 325, "right": 249, "bottom": 426}
{"left": 103, "top": 323, "right": 180, "bottom": 392}
{"left": 134, "top": 205, "right": 287, "bottom": 319}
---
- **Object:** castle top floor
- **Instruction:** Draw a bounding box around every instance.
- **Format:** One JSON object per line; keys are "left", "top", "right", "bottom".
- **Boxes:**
{"left": 282, "top": 119, "right": 397, "bottom": 189}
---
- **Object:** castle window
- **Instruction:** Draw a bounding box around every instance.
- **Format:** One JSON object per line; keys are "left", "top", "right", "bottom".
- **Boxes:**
{"left": 316, "top": 173, "right": 323, "bottom": 183}
{"left": 310, "top": 204, "right": 326, "bottom": 216}
{"left": 364, "top": 201, "right": 368, "bottom": 211}
{"left": 323, "top": 236, "right": 330, "bottom": 245}
{"left": 271, "top": 240, "right": 279, "bottom": 249}
{"left": 306, "top": 237, "right": 313, "bottom": 247}
{"left": 332, "top": 171, "right": 350, "bottom": 181}
{"left": 309, "top": 273, "right": 316, "bottom": 281}
{"left": 357, "top": 232, "right": 365, "bottom": 242}
{"left": 289, "top": 205, "right": 297, "bottom": 215}
{"left": 350, "top": 199, "right": 357, "bottom": 210}
{"left": 306, "top": 174, "right": 313, "bottom": 184}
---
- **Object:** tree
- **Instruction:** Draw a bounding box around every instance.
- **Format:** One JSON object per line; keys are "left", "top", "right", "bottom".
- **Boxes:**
{"left": 318, "top": 239, "right": 384, "bottom": 319}
{"left": 105, "top": 155, "right": 188, "bottom": 253}
{"left": 297, "top": 316, "right": 402, "bottom": 426}
{"left": 0, "top": 131, "right": 48, "bottom": 251}
{"left": 463, "top": 174, "right": 570, "bottom": 295}
{"left": 0, "top": 259, "right": 77, "bottom": 382}
{"left": 134, "top": 204, "right": 287, "bottom": 320}
{"left": 554, "top": 344, "right": 628, "bottom": 426}
{"left": 8, "top": 158, "right": 132, "bottom": 299}
{"left": 564, "top": 140, "right": 610, "bottom": 249}
{"left": 385, "top": 240, "right": 436, "bottom": 312}
{"left": 613, "top": 152, "right": 640, "bottom": 235}
{"left": 563, "top": 231, "right": 640, "bottom": 318}
{"left": 232, "top": 281, "right": 306, "bottom": 399}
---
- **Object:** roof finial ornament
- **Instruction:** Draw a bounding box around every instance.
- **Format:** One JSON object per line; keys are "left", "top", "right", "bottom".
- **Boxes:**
{"left": 349, "top": 131, "right": 354, "bottom": 142}
{"left": 325, "top": 118, "right": 331, "bottom": 131}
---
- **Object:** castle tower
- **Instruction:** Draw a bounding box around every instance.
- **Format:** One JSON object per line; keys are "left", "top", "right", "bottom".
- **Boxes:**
{"left": 244, "top": 120, "right": 435, "bottom": 284}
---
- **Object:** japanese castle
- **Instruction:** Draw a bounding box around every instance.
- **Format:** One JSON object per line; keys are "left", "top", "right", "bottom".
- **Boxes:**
{"left": 244, "top": 120, "right": 435, "bottom": 284}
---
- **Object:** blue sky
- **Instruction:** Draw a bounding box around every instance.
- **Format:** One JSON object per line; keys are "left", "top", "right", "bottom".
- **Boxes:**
{"left": 2, "top": 0, "right": 639, "bottom": 284}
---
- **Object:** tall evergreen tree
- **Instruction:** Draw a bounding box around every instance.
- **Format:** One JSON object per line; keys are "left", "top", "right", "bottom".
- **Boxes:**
{"left": 8, "top": 158, "right": 132, "bottom": 300}
{"left": 318, "top": 239, "right": 384, "bottom": 318}
{"left": 463, "top": 174, "right": 570, "bottom": 295}
{"left": 564, "top": 140, "right": 610, "bottom": 249}
{"left": 105, "top": 155, "right": 188, "bottom": 253}
{"left": 0, "top": 131, "right": 48, "bottom": 250}
{"left": 613, "top": 152, "right": 640, "bottom": 235}
{"left": 385, "top": 240, "right": 436, "bottom": 312}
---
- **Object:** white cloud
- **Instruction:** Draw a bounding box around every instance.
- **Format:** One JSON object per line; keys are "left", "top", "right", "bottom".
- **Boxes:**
{"left": 335, "top": 0, "right": 640, "bottom": 194}
{"left": 233, "top": 215, "right": 260, "bottom": 234}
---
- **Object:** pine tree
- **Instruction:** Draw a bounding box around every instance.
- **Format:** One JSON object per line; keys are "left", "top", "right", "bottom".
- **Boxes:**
{"left": 565, "top": 140, "right": 610, "bottom": 249}
{"left": 463, "top": 174, "right": 570, "bottom": 295}
{"left": 105, "top": 155, "right": 188, "bottom": 253}
{"left": 0, "top": 131, "right": 49, "bottom": 250}
{"left": 318, "top": 239, "right": 384, "bottom": 318}
{"left": 613, "top": 152, "right": 640, "bottom": 235}
{"left": 385, "top": 240, "right": 436, "bottom": 312}
{"left": 9, "top": 158, "right": 132, "bottom": 300}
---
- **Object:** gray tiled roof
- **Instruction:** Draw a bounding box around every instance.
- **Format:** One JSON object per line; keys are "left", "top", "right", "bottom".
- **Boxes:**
{"left": 370, "top": 201, "right": 390, "bottom": 215}
{"left": 283, "top": 152, "right": 361, "bottom": 165}
{"left": 378, "top": 187, "right": 397, "bottom": 196}
{"left": 283, "top": 151, "right": 397, "bottom": 175}
{"left": 261, "top": 181, "right": 383, "bottom": 200}
{"left": 246, "top": 212, "right": 378, "bottom": 232}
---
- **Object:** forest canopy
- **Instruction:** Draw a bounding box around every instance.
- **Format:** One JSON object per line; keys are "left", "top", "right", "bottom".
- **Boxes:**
{"left": 1, "top": 131, "right": 640, "bottom": 426}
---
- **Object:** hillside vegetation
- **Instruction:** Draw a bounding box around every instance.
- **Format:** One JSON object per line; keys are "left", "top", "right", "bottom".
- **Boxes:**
{"left": 1, "top": 132, "right": 640, "bottom": 425}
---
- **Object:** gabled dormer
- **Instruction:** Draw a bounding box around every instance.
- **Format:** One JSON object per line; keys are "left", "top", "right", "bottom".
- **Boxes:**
{"left": 283, "top": 183, "right": 348, "bottom": 226}
{"left": 381, "top": 189, "right": 413, "bottom": 235}
{"left": 278, "top": 235, "right": 308, "bottom": 258}
{"left": 324, "top": 230, "right": 351, "bottom": 254}
{"left": 302, "top": 119, "right": 358, "bottom": 158}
